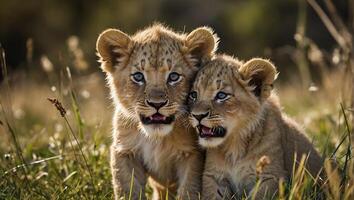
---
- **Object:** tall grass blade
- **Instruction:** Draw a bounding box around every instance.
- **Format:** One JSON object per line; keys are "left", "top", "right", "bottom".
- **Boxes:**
{"left": 128, "top": 168, "right": 135, "bottom": 200}
{"left": 0, "top": 45, "right": 27, "bottom": 169}
{"left": 66, "top": 67, "right": 85, "bottom": 140}
{"left": 47, "top": 98, "right": 95, "bottom": 193}
{"left": 340, "top": 103, "right": 352, "bottom": 187}
{"left": 70, "top": 90, "right": 85, "bottom": 140}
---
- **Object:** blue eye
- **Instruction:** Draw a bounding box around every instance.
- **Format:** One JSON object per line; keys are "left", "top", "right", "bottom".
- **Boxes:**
{"left": 215, "top": 92, "right": 228, "bottom": 101}
{"left": 168, "top": 72, "right": 181, "bottom": 84}
{"left": 189, "top": 91, "right": 197, "bottom": 101}
{"left": 131, "top": 72, "right": 145, "bottom": 84}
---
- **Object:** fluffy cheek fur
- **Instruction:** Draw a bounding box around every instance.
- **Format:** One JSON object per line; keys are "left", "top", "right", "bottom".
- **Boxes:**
{"left": 223, "top": 95, "right": 263, "bottom": 139}
{"left": 189, "top": 116, "right": 199, "bottom": 129}
{"left": 108, "top": 73, "right": 142, "bottom": 118}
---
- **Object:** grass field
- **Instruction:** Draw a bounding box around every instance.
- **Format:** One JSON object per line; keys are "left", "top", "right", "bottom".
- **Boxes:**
{"left": 1, "top": 1, "right": 354, "bottom": 196}
{"left": 0, "top": 43, "right": 353, "bottom": 200}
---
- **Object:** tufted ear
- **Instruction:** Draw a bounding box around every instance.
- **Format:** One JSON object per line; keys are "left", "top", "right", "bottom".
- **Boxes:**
{"left": 239, "top": 58, "right": 277, "bottom": 100}
{"left": 96, "top": 29, "right": 132, "bottom": 73}
{"left": 185, "top": 27, "right": 218, "bottom": 67}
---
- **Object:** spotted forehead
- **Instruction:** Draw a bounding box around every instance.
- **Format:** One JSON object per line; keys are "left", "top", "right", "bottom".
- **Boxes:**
{"left": 130, "top": 37, "right": 184, "bottom": 72}
{"left": 194, "top": 60, "right": 239, "bottom": 90}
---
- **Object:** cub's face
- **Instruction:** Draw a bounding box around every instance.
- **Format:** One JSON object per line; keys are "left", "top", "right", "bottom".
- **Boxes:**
{"left": 189, "top": 56, "right": 277, "bottom": 148}
{"left": 97, "top": 25, "right": 218, "bottom": 137}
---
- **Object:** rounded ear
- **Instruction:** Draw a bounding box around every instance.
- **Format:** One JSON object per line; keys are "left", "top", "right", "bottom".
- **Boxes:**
{"left": 239, "top": 58, "right": 277, "bottom": 100}
{"left": 96, "top": 29, "right": 132, "bottom": 72}
{"left": 185, "top": 27, "right": 219, "bottom": 67}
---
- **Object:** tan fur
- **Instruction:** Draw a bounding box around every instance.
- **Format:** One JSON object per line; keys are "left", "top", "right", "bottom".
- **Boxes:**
{"left": 96, "top": 24, "right": 218, "bottom": 200}
{"left": 188, "top": 55, "right": 324, "bottom": 199}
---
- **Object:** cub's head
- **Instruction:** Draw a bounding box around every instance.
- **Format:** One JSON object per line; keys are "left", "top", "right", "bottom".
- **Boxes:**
{"left": 96, "top": 24, "right": 218, "bottom": 137}
{"left": 188, "top": 55, "right": 277, "bottom": 147}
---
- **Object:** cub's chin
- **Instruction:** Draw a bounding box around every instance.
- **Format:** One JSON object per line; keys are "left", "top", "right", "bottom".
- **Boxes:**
{"left": 196, "top": 125, "right": 227, "bottom": 148}
{"left": 140, "top": 124, "right": 174, "bottom": 137}
{"left": 139, "top": 113, "right": 176, "bottom": 137}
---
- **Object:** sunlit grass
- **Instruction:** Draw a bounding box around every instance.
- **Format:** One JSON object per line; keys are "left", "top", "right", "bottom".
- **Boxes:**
{"left": 0, "top": 26, "right": 353, "bottom": 200}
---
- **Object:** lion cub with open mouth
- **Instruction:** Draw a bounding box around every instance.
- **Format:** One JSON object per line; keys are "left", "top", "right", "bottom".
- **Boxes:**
{"left": 96, "top": 24, "right": 218, "bottom": 200}
{"left": 188, "top": 55, "right": 324, "bottom": 199}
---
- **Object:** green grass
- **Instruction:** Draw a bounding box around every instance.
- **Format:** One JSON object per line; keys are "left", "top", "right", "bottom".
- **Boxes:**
{"left": 0, "top": 40, "right": 353, "bottom": 199}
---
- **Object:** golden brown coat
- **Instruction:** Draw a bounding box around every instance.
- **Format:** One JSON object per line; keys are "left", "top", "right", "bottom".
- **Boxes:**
{"left": 96, "top": 24, "right": 218, "bottom": 200}
{"left": 188, "top": 55, "right": 324, "bottom": 199}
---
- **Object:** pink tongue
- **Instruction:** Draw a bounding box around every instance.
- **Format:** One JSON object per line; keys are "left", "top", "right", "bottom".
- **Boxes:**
{"left": 201, "top": 126, "right": 213, "bottom": 135}
{"left": 151, "top": 114, "right": 166, "bottom": 121}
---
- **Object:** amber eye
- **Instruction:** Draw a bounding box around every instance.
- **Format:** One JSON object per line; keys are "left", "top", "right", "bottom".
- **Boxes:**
{"left": 215, "top": 91, "right": 229, "bottom": 102}
{"left": 131, "top": 72, "right": 145, "bottom": 85}
{"left": 189, "top": 91, "right": 197, "bottom": 101}
{"left": 167, "top": 72, "right": 182, "bottom": 85}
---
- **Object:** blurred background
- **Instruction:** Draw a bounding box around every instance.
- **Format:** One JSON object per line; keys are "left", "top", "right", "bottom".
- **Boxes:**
{"left": 0, "top": 0, "right": 351, "bottom": 80}
{"left": 0, "top": 0, "right": 353, "bottom": 199}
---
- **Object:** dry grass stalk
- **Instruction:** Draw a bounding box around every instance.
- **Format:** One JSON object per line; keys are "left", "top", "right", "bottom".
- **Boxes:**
{"left": 324, "top": 159, "right": 341, "bottom": 199}
{"left": 47, "top": 97, "right": 95, "bottom": 193}
{"left": 256, "top": 155, "right": 271, "bottom": 177}
{"left": 278, "top": 178, "right": 286, "bottom": 200}
{"left": 289, "top": 154, "right": 308, "bottom": 200}
{"left": 324, "top": 0, "right": 353, "bottom": 44}
{"left": 47, "top": 98, "right": 66, "bottom": 117}
{"left": 307, "top": 0, "right": 350, "bottom": 50}
{"left": 307, "top": 0, "right": 354, "bottom": 148}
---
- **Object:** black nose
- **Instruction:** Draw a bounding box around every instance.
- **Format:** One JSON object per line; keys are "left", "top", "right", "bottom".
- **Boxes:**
{"left": 192, "top": 112, "right": 209, "bottom": 121}
{"left": 147, "top": 100, "right": 168, "bottom": 110}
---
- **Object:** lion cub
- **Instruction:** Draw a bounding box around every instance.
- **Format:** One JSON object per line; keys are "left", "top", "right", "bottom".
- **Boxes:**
{"left": 188, "top": 55, "right": 324, "bottom": 199}
{"left": 96, "top": 24, "right": 218, "bottom": 200}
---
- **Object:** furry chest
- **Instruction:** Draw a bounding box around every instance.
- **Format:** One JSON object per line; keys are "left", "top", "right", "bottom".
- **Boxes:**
{"left": 140, "top": 141, "right": 176, "bottom": 181}
{"left": 224, "top": 160, "right": 256, "bottom": 194}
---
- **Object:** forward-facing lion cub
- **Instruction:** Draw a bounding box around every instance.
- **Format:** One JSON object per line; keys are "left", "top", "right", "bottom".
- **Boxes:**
{"left": 96, "top": 24, "right": 218, "bottom": 200}
{"left": 188, "top": 55, "right": 324, "bottom": 199}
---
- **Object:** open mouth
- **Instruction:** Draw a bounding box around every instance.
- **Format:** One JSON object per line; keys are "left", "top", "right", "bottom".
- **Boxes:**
{"left": 140, "top": 113, "right": 175, "bottom": 125}
{"left": 197, "top": 125, "right": 226, "bottom": 138}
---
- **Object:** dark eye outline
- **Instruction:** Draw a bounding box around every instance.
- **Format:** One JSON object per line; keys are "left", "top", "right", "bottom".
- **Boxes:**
{"left": 189, "top": 91, "right": 198, "bottom": 102}
{"left": 167, "top": 72, "right": 182, "bottom": 85}
{"left": 215, "top": 91, "right": 230, "bottom": 102}
{"left": 131, "top": 72, "right": 145, "bottom": 85}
